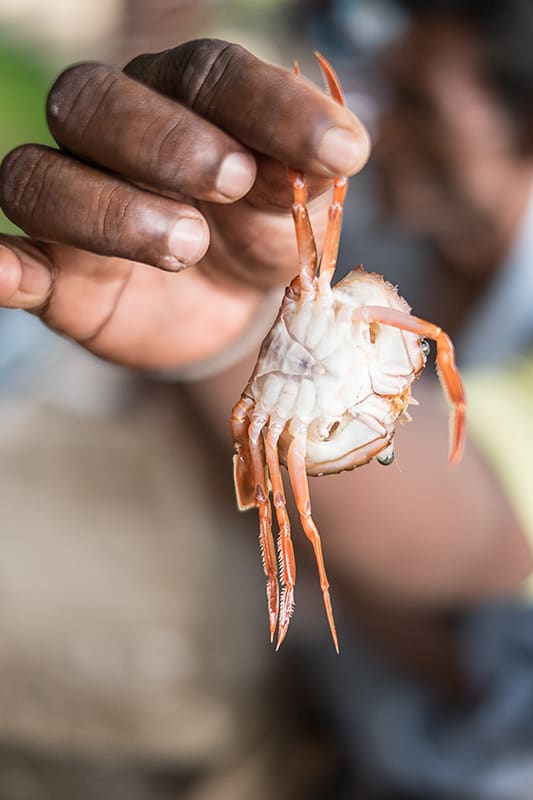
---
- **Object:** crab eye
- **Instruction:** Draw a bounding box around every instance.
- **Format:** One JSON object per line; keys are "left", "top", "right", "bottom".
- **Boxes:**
{"left": 420, "top": 338, "right": 430, "bottom": 358}
{"left": 377, "top": 449, "right": 395, "bottom": 466}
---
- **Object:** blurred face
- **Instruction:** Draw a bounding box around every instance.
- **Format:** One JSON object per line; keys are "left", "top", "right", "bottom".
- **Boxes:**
{"left": 374, "top": 17, "right": 533, "bottom": 275}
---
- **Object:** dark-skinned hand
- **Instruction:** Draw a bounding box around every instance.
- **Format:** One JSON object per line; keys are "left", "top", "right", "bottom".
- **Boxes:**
{"left": 0, "top": 39, "right": 370, "bottom": 369}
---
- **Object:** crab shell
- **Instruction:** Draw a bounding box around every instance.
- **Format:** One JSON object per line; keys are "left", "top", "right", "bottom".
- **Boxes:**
{"left": 249, "top": 268, "right": 427, "bottom": 476}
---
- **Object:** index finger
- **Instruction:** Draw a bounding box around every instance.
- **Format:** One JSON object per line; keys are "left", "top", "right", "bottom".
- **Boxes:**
{"left": 125, "top": 39, "right": 371, "bottom": 178}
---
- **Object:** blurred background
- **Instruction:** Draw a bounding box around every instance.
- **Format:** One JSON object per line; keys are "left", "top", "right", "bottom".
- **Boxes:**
{"left": 1, "top": 1, "right": 533, "bottom": 799}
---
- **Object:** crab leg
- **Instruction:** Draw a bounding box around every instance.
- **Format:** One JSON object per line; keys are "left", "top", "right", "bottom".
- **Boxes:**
{"left": 353, "top": 306, "right": 466, "bottom": 464}
{"left": 290, "top": 54, "right": 349, "bottom": 291}
{"left": 248, "top": 418, "right": 279, "bottom": 641}
{"left": 231, "top": 392, "right": 256, "bottom": 511}
{"left": 318, "top": 175, "right": 348, "bottom": 290}
{"left": 314, "top": 53, "right": 349, "bottom": 290}
{"left": 288, "top": 168, "right": 318, "bottom": 291}
{"left": 265, "top": 424, "right": 297, "bottom": 649}
{"left": 287, "top": 430, "right": 339, "bottom": 653}
{"left": 316, "top": 52, "right": 345, "bottom": 106}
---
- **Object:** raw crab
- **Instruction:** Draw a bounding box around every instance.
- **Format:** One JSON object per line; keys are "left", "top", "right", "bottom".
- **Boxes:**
{"left": 231, "top": 56, "right": 466, "bottom": 652}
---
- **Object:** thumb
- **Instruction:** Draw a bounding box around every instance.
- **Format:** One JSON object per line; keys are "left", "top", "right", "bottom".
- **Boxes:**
{"left": 0, "top": 237, "right": 54, "bottom": 313}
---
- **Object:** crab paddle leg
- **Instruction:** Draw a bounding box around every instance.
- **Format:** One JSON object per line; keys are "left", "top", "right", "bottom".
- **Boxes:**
{"left": 265, "top": 424, "right": 297, "bottom": 649}
{"left": 353, "top": 305, "right": 466, "bottom": 464}
{"left": 287, "top": 431, "right": 339, "bottom": 653}
{"left": 248, "top": 419, "right": 279, "bottom": 641}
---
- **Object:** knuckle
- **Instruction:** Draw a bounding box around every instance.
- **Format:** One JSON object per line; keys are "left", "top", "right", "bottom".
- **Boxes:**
{"left": 123, "top": 52, "right": 161, "bottom": 85}
{"left": 94, "top": 183, "right": 132, "bottom": 250}
{"left": 0, "top": 144, "right": 50, "bottom": 220}
{"left": 168, "top": 39, "right": 247, "bottom": 113}
{"left": 46, "top": 62, "right": 117, "bottom": 141}
{"left": 153, "top": 118, "right": 225, "bottom": 191}
{"left": 0, "top": 145, "right": 31, "bottom": 207}
{"left": 139, "top": 115, "right": 186, "bottom": 178}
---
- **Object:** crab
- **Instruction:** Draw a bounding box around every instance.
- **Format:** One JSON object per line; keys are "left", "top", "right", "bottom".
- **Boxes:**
{"left": 231, "top": 55, "right": 466, "bottom": 652}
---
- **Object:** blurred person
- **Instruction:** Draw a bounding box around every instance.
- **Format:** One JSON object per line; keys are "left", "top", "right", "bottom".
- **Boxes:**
{"left": 0, "top": 3, "right": 533, "bottom": 800}
{"left": 286, "top": 0, "right": 533, "bottom": 797}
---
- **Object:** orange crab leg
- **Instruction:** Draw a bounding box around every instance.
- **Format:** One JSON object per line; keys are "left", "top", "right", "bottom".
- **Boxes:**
{"left": 315, "top": 52, "right": 345, "bottom": 106}
{"left": 318, "top": 175, "right": 348, "bottom": 289}
{"left": 290, "top": 54, "right": 349, "bottom": 291}
{"left": 288, "top": 60, "right": 318, "bottom": 291}
{"left": 248, "top": 421, "right": 279, "bottom": 641}
{"left": 316, "top": 53, "right": 349, "bottom": 289}
{"left": 353, "top": 306, "right": 466, "bottom": 464}
{"left": 287, "top": 432, "right": 339, "bottom": 653}
{"left": 231, "top": 392, "right": 256, "bottom": 511}
{"left": 288, "top": 168, "right": 318, "bottom": 291}
{"left": 265, "top": 425, "right": 297, "bottom": 649}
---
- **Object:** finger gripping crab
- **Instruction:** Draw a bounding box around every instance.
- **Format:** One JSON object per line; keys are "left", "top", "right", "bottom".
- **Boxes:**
{"left": 231, "top": 56, "right": 466, "bottom": 653}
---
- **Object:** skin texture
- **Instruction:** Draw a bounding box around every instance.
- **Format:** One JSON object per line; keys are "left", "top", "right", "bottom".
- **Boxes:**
{"left": 0, "top": 33, "right": 531, "bottom": 681}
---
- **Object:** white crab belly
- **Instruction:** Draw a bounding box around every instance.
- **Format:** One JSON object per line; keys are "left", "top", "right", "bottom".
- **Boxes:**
{"left": 250, "top": 270, "right": 426, "bottom": 475}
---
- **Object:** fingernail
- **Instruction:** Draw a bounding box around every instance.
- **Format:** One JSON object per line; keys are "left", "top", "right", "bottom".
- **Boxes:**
{"left": 317, "top": 127, "right": 366, "bottom": 175}
{"left": 216, "top": 152, "right": 256, "bottom": 200}
{"left": 169, "top": 217, "right": 208, "bottom": 265}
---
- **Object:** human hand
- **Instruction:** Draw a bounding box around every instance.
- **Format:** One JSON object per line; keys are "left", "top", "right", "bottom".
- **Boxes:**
{"left": 0, "top": 39, "right": 369, "bottom": 369}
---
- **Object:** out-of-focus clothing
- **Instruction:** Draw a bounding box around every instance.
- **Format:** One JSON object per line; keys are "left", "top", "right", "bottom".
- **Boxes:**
{"left": 308, "top": 181, "right": 533, "bottom": 800}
